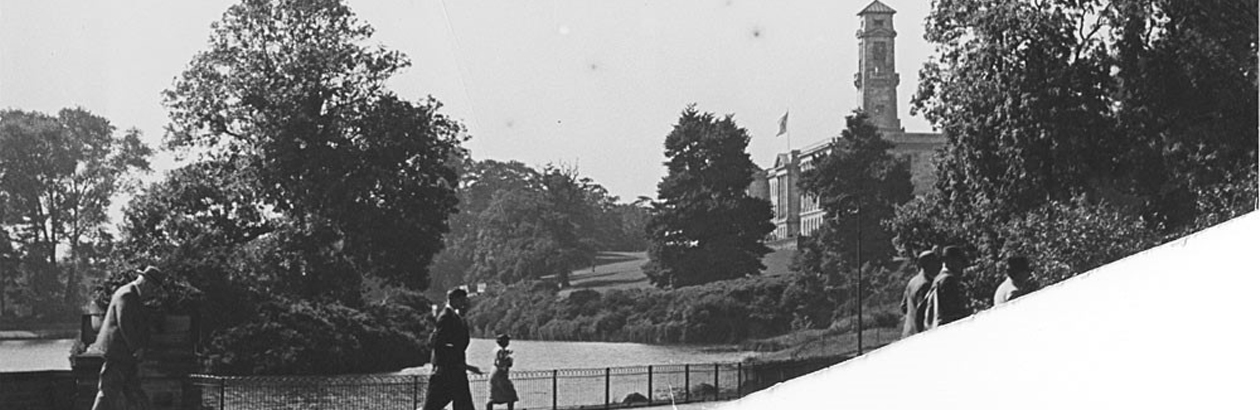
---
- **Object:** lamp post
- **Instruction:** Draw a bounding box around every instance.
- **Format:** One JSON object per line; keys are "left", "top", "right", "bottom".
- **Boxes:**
{"left": 855, "top": 177, "right": 863, "bottom": 356}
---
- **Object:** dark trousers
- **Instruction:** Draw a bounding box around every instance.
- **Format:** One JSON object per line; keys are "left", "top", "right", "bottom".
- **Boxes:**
{"left": 423, "top": 371, "right": 474, "bottom": 410}
{"left": 91, "top": 358, "right": 151, "bottom": 410}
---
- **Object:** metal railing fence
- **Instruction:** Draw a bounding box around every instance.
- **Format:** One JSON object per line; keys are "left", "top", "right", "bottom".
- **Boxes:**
{"left": 189, "top": 355, "right": 848, "bottom": 410}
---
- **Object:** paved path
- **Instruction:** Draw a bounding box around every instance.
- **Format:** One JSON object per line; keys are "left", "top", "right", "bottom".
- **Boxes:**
{"left": 641, "top": 400, "right": 727, "bottom": 410}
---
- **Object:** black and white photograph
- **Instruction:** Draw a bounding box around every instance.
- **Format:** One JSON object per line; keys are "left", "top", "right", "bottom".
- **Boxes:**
{"left": 2, "top": 1, "right": 1257, "bottom": 409}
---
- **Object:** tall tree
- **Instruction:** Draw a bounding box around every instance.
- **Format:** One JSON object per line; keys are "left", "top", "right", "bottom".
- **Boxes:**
{"left": 162, "top": 0, "right": 466, "bottom": 291}
{"left": 914, "top": 0, "right": 1256, "bottom": 232}
{"left": 797, "top": 111, "right": 913, "bottom": 275}
{"left": 914, "top": 0, "right": 1116, "bottom": 219}
{"left": 1108, "top": 0, "right": 1258, "bottom": 230}
{"left": 643, "top": 106, "right": 774, "bottom": 288}
{"left": 0, "top": 108, "right": 151, "bottom": 316}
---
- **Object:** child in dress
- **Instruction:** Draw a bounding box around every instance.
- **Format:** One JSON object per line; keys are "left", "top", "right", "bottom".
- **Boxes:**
{"left": 487, "top": 334, "right": 518, "bottom": 410}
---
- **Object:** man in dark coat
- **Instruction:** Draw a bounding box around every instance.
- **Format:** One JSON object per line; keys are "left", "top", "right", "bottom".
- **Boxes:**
{"left": 423, "top": 288, "right": 483, "bottom": 410}
{"left": 902, "top": 250, "right": 942, "bottom": 338}
{"left": 925, "top": 246, "right": 970, "bottom": 328}
{"left": 91, "top": 266, "right": 165, "bottom": 410}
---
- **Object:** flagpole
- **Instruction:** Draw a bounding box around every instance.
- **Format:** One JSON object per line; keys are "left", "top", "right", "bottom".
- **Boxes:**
{"left": 784, "top": 109, "right": 791, "bottom": 154}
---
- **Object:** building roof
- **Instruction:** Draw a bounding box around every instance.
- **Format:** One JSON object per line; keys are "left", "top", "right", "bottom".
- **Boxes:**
{"left": 858, "top": 0, "right": 897, "bottom": 15}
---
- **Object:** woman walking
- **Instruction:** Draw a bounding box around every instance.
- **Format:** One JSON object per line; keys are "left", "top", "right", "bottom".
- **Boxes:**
{"left": 487, "top": 334, "right": 519, "bottom": 410}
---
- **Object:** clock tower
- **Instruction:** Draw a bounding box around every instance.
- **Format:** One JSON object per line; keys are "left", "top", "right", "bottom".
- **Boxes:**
{"left": 855, "top": 1, "right": 902, "bottom": 133}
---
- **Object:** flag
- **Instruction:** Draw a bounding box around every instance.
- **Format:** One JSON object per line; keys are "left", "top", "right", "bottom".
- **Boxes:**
{"left": 776, "top": 111, "right": 789, "bottom": 136}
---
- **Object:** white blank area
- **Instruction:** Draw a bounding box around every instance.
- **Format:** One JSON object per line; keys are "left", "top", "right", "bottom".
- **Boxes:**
{"left": 723, "top": 211, "right": 1259, "bottom": 410}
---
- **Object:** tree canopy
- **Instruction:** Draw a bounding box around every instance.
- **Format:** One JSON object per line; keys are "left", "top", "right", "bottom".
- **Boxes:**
{"left": 796, "top": 111, "right": 913, "bottom": 276}
{"left": 643, "top": 106, "right": 774, "bottom": 288}
{"left": 428, "top": 159, "right": 646, "bottom": 293}
{"left": 99, "top": 0, "right": 467, "bottom": 374}
{"left": 162, "top": 0, "right": 466, "bottom": 290}
{"left": 0, "top": 108, "right": 151, "bottom": 319}
{"left": 913, "top": 0, "right": 1256, "bottom": 229}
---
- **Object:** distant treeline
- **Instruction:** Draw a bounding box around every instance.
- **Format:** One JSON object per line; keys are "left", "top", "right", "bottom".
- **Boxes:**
{"left": 426, "top": 159, "right": 650, "bottom": 295}
{"left": 465, "top": 271, "right": 904, "bottom": 345}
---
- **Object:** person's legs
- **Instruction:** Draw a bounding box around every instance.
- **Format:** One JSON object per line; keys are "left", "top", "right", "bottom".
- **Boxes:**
{"left": 422, "top": 374, "right": 454, "bottom": 410}
{"left": 451, "top": 377, "right": 475, "bottom": 410}
{"left": 120, "top": 360, "right": 152, "bottom": 410}
{"left": 92, "top": 359, "right": 126, "bottom": 410}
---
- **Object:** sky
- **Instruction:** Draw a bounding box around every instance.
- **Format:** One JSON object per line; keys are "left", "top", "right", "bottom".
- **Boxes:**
{"left": 0, "top": 0, "right": 936, "bottom": 205}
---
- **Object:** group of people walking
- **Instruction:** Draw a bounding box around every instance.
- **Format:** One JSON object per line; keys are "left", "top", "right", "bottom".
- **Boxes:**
{"left": 901, "top": 246, "right": 1041, "bottom": 338}
{"left": 423, "top": 287, "right": 519, "bottom": 410}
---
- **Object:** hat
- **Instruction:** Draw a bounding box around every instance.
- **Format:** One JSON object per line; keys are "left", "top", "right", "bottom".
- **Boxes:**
{"left": 138, "top": 266, "right": 167, "bottom": 284}
{"left": 1006, "top": 256, "right": 1030, "bottom": 272}
{"left": 495, "top": 333, "right": 511, "bottom": 342}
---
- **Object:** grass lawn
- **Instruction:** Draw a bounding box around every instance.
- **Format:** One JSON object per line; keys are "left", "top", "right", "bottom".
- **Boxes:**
{"left": 748, "top": 326, "right": 904, "bottom": 362}
{"left": 547, "top": 248, "right": 907, "bottom": 363}
{"left": 553, "top": 248, "right": 800, "bottom": 297}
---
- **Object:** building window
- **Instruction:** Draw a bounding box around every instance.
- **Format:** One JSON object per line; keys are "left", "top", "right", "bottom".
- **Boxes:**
{"left": 872, "top": 42, "right": 888, "bottom": 68}
{"left": 872, "top": 19, "right": 885, "bottom": 28}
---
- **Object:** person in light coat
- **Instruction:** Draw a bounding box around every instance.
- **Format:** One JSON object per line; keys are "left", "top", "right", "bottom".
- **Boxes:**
{"left": 91, "top": 266, "right": 165, "bottom": 410}
{"left": 902, "top": 250, "right": 941, "bottom": 338}
{"left": 994, "top": 256, "right": 1040, "bottom": 306}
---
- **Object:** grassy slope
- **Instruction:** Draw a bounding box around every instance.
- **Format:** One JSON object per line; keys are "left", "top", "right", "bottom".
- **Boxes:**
{"left": 556, "top": 247, "right": 799, "bottom": 297}
{"left": 551, "top": 248, "right": 904, "bottom": 360}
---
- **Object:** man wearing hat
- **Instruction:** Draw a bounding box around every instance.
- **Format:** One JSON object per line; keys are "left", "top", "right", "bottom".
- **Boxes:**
{"left": 901, "top": 250, "right": 942, "bottom": 338}
{"left": 924, "top": 246, "right": 970, "bottom": 329}
{"left": 91, "top": 266, "right": 166, "bottom": 410}
{"left": 423, "top": 288, "right": 483, "bottom": 410}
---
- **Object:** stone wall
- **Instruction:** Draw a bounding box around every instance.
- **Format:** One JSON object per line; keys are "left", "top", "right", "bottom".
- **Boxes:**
{"left": 0, "top": 371, "right": 76, "bottom": 410}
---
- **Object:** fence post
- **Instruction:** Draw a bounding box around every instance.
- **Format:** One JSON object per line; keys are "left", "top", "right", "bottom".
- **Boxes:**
{"left": 647, "top": 365, "right": 653, "bottom": 404}
{"left": 552, "top": 369, "right": 558, "bottom": 410}
{"left": 412, "top": 375, "right": 419, "bottom": 410}
{"left": 684, "top": 364, "right": 690, "bottom": 402}
{"left": 714, "top": 364, "right": 720, "bottom": 400}
{"left": 218, "top": 377, "right": 225, "bottom": 410}
{"left": 604, "top": 367, "right": 611, "bottom": 409}
{"left": 736, "top": 362, "right": 742, "bottom": 397}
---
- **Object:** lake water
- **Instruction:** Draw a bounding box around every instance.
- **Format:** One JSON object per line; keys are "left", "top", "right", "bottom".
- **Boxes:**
{"left": 1, "top": 338, "right": 754, "bottom": 373}
{"left": 399, "top": 338, "right": 754, "bottom": 374}
{"left": 0, "top": 339, "right": 77, "bottom": 372}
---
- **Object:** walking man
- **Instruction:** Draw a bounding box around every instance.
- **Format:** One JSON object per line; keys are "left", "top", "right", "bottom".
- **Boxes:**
{"left": 901, "top": 250, "right": 942, "bottom": 338}
{"left": 925, "top": 246, "right": 970, "bottom": 329}
{"left": 994, "top": 256, "right": 1040, "bottom": 306}
{"left": 423, "top": 288, "right": 483, "bottom": 410}
{"left": 91, "top": 266, "right": 165, "bottom": 410}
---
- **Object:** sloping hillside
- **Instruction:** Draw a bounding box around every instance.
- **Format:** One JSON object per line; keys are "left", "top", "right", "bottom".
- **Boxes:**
{"left": 555, "top": 247, "right": 799, "bottom": 297}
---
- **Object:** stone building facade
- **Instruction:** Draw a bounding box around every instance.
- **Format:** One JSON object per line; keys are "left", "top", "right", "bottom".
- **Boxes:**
{"left": 750, "top": 1, "right": 945, "bottom": 242}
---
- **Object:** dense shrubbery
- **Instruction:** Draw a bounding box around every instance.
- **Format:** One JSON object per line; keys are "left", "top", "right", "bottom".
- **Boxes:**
{"left": 201, "top": 296, "right": 432, "bottom": 376}
{"left": 889, "top": 195, "right": 1163, "bottom": 311}
{"left": 466, "top": 272, "right": 891, "bottom": 345}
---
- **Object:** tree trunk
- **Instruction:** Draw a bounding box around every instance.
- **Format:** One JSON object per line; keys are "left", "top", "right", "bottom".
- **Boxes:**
{"left": 63, "top": 239, "right": 79, "bottom": 309}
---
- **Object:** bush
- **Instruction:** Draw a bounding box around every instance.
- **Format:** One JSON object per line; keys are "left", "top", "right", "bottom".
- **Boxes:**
{"left": 890, "top": 195, "right": 1161, "bottom": 311}
{"left": 201, "top": 298, "right": 431, "bottom": 375}
{"left": 465, "top": 274, "right": 844, "bottom": 344}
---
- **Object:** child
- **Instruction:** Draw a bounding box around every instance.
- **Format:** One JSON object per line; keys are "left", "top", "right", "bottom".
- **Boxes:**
{"left": 487, "top": 334, "right": 518, "bottom": 410}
